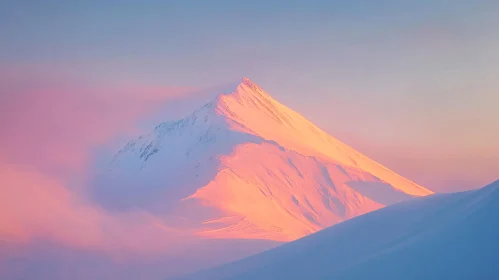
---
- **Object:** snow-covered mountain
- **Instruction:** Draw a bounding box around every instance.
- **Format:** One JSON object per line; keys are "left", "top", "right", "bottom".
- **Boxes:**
{"left": 94, "top": 77, "right": 433, "bottom": 242}
{"left": 178, "top": 179, "right": 499, "bottom": 280}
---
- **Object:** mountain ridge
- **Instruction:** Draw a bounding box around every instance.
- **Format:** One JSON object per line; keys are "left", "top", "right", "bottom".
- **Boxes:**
{"left": 97, "top": 77, "right": 433, "bottom": 242}
{"left": 217, "top": 78, "right": 429, "bottom": 196}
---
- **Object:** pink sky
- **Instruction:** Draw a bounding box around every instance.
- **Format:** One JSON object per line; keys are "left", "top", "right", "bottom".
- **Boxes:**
{"left": 0, "top": 68, "right": 198, "bottom": 256}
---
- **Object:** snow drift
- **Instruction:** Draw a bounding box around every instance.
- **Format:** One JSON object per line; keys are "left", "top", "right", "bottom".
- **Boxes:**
{"left": 178, "top": 179, "right": 499, "bottom": 280}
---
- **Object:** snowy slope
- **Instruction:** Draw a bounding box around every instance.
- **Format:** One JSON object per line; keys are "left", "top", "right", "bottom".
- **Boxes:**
{"left": 178, "top": 179, "right": 499, "bottom": 280}
{"left": 94, "top": 78, "right": 433, "bottom": 242}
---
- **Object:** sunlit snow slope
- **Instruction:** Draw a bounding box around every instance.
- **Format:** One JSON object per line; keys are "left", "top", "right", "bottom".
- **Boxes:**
{"left": 96, "top": 78, "right": 433, "bottom": 242}
{"left": 179, "top": 180, "right": 499, "bottom": 280}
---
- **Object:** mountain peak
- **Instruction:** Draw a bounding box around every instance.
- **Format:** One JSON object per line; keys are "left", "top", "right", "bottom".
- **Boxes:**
{"left": 211, "top": 77, "right": 278, "bottom": 117}
{"left": 241, "top": 76, "right": 254, "bottom": 85}
{"left": 231, "top": 77, "right": 269, "bottom": 99}
{"left": 212, "top": 77, "right": 290, "bottom": 128}
{"left": 240, "top": 76, "right": 258, "bottom": 88}
{"left": 106, "top": 77, "right": 433, "bottom": 246}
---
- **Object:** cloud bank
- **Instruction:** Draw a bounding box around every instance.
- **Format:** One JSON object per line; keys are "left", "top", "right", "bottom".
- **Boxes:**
{"left": 0, "top": 68, "right": 197, "bottom": 255}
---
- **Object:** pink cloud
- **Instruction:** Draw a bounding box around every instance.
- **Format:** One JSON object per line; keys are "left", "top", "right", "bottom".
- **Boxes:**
{"left": 0, "top": 158, "right": 205, "bottom": 258}
{"left": 0, "top": 67, "right": 197, "bottom": 254}
{"left": 0, "top": 68, "right": 192, "bottom": 178}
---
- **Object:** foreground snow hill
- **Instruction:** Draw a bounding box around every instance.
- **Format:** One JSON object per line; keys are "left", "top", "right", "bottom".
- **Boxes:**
{"left": 95, "top": 77, "right": 433, "bottom": 242}
{"left": 178, "top": 179, "right": 499, "bottom": 280}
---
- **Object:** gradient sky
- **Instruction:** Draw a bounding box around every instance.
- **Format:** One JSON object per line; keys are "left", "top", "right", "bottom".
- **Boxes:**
{"left": 1, "top": 0, "right": 498, "bottom": 192}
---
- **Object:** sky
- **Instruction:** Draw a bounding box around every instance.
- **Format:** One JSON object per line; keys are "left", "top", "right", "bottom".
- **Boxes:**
{"left": 0, "top": 1, "right": 498, "bottom": 278}
{"left": 1, "top": 1, "right": 498, "bottom": 192}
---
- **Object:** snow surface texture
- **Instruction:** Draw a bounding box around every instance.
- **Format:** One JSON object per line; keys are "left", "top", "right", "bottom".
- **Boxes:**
{"left": 94, "top": 77, "right": 433, "bottom": 242}
{"left": 178, "top": 179, "right": 499, "bottom": 280}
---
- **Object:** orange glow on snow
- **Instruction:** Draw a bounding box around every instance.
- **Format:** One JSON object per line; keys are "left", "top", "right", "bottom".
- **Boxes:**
{"left": 188, "top": 142, "right": 385, "bottom": 241}
{"left": 214, "top": 78, "right": 433, "bottom": 198}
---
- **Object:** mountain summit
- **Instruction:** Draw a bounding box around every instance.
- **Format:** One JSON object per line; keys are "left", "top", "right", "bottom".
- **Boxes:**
{"left": 97, "top": 78, "right": 433, "bottom": 242}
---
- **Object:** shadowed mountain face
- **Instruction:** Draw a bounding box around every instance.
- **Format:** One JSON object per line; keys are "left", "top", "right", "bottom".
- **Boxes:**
{"left": 93, "top": 78, "right": 433, "bottom": 242}
{"left": 178, "top": 180, "right": 499, "bottom": 280}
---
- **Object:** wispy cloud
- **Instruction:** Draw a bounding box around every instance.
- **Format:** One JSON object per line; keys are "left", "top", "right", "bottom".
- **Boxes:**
{"left": 0, "top": 67, "right": 196, "bottom": 255}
